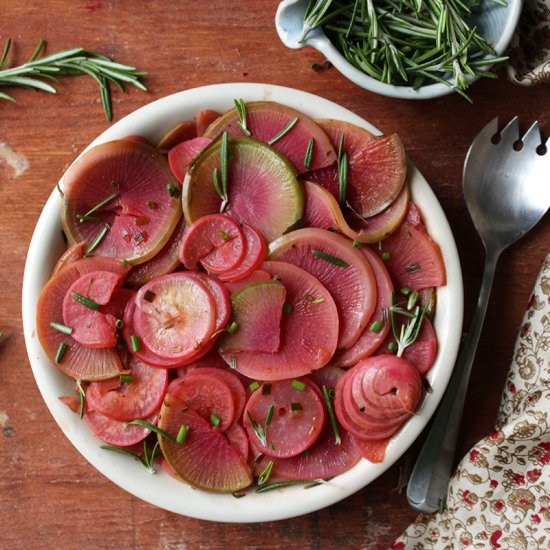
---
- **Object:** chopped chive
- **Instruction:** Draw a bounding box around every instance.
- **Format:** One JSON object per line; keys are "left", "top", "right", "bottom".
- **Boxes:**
{"left": 218, "top": 229, "right": 230, "bottom": 241}
{"left": 290, "top": 402, "right": 303, "bottom": 411}
{"left": 123, "top": 419, "right": 178, "bottom": 443}
{"left": 146, "top": 201, "right": 158, "bottom": 209}
{"left": 338, "top": 152, "right": 348, "bottom": 206}
{"left": 262, "top": 383, "right": 272, "bottom": 396}
{"left": 282, "top": 303, "right": 292, "bottom": 314}
{"left": 100, "top": 444, "right": 148, "bottom": 468}
{"left": 115, "top": 318, "right": 123, "bottom": 329}
{"left": 212, "top": 167, "right": 224, "bottom": 201}
{"left": 76, "top": 192, "right": 118, "bottom": 222}
{"left": 265, "top": 404, "right": 275, "bottom": 428}
{"left": 76, "top": 379, "right": 86, "bottom": 419}
{"left": 322, "top": 385, "right": 341, "bottom": 445}
{"left": 130, "top": 335, "right": 141, "bottom": 352}
{"left": 49, "top": 321, "right": 73, "bottom": 335}
{"left": 249, "top": 381, "right": 260, "bottom": 392}
{"left": 227, "top": 321, "right": 238, "bottom": 334}
{"left": 311, "top": 249, "right": 349, "bottom": 268}
{"left": 268, "top": 116, "right": 299, "bottom": 145}
{"left": 388, "top": 341, "right": 398, "bottom": 352}
{"left": 116, "top": 339, "right": 126, "bottom": 350}
{"left": 405, "top": 263, "right": 421, "bottom": 273}
{"left": 257, "top": 460, "right": 274, "bottom": 486}
{"left": 71, "top": 292, "right": 100, "bottom": 310}
{"left": 291, "top": 379, "right": 306, "bottom": 391}
{"left": 352, "top": 240, "right": 361, "bottom": 248}
{"left": 210, "top": 414, "right": 221, "bottom": 428}
{"left": 176, "top": 425, "right": 189, "bottom": 444}
{"left": 234, "top": 98, "right": 251, "bottom": 136}
{"left": 220, "top": 131, "right": 229, "bottom": 201}
{"left": 246, "top": 411, "right": 267, "bottom": 447}
{"left": 143, "top": 290, "right": 156, "bottom": 303}
{"left": 303, "top": 137, "right": 314, "bottom": 169}
{"left": 407, "top": 291, "right": 419, "bottom": 310}
{"left": 381, "top": 252, "right": 391, "bottom": 261}
{"left": 120, "top": 374, "right": 133, "bottom": 383}
{"left": 122, "top": 259, "right": 129, "bottom": 267}
{"left": 400, "top": 287, "right": 412, "bottom": 297}
{"left": 370, "top": 320, "right": 383, "bottom": 333}
{"left": 55, "top": 342, "right": 68, "bottom": 364}
{"left": 166, "top": 182, "right": 180, "bottom": 198}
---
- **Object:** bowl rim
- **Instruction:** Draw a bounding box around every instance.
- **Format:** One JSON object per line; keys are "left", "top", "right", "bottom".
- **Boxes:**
{"left": 22, "top": 82, "right": 463, "bottom": 522}
{"left": 275, "top": 0, "right": 524, "bottom": 99}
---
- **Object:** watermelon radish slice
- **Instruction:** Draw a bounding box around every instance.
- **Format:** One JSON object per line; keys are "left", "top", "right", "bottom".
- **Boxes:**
{"left": 350, "top": 436, "right": 391, "bottom": 464}
{"left": 332, "top": 245, "right": 394, "bottom": 367}
{"left": 168, "top": 137, "right": 212, "bottom": 182}
{"left": 179, "top": 214, "right": 246, "bottom": 274}
{"left": 202, "top": 101, "right": 337, "bottom": 173}
{"left": 158, "top": 393, "right": 253, "bottom": 492}
{"left": 225, "top": 422, "right": 249, "bottom": 462}
{"left": 37, "top": 257, "right": 129, "bottom": 381}
{"left": 85, "top": 407, "right": 160, "bottom": 447}
{"left": 62, "top": 270, "right": 123, "bottom": 349}
{"left": 156, "top": 120, "right": 197, "bottom": 151}
{"left": 125, "top": 215, "right": 185, "bottom": 288}
{"left": 182, "top": 136, "right": 303, "bottom": 243}
{"left": 243, "top": 378, "right": 325, "bottom": 458}
{"left": 220, "top": 280, "right": 286, "bottom": 354}
{"left": 52, "top": 241, "right": 86, "bottom": 275}
{"left": 306, "top": 120, "right": 406, "bottom": 217}
{"left": 196, "top": 109, "right": 221, "bottom": 136}
{"left": 168, "top": 372, "right": 236, "bottom": 431}
{"left": 86, "top": 355, "right": 169, "bottom": 421}
{"left": 220, "top": 261, "right": 338, "bottom": 380}
{"left": 217, "top": 224, "right": 267, "bottom": 282}
{"left": 222, "top": 269, "right": 271, "bottom": 294}
{"left": 268, "top": 227, "right": 376, "bottom": 350}
{"left": 133, "top": 273, "right": 217, "bottom": 362}
{"left": 61, "top": 139, "right": 181, "bottom": 265}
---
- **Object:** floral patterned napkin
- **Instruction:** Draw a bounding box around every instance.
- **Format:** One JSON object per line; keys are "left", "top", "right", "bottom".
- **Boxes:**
{"left": 393, "top": 254, "right": 550, "bottom": 549}
{"left": 506, "top": 0, "right": 550, "bottom": 84}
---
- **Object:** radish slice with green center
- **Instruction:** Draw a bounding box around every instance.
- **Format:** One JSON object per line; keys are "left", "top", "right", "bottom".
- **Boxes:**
{"left": 133, "top": 273, "right": 217, "bottom": 362}
{"left": 61, "top": 139, "right": 181, "bottom": 264}
{"left": 269, "top": 227, "right": 376, "bottom": 350}
{"left": 179, "top": 214, "right": 245, "bottom": 274}
{"left": 182, "top": 137, "right": 303, "bottom": 243}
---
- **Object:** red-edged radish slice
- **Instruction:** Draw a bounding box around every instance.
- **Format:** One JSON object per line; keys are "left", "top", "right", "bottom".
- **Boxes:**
{"left": 156, "top": 120, "right": 197, "bottom": 151}
{"left": 133, "top": 273, "right": 217, "bottom": 362}
{"left": 223, "top": 269, "right": 271, "bottom": 294}
{"left": 225, "top": 422, "right": 249, "bottom": 462}
{"left": 52, "top": 241, "right": 86, "bottom": 275}
{"left": 243, "top": 378, "right": 325, "bottom": 459}
{"left": 158, "top": 393, "right": 253, "bottom": 493}
{"left": 350, "top": 435, "right": 391, "bottom": 464}
{"left": 196, "top": 109, "right": 221, "bottom": 136}
{"left": 179, "top": 214, "right": 246, "bottom": 274}
{"left": 86, "top": 355, "right": 169, "bottom": 421}
{"left": 168, "top": 137, "right": 212, "bottom": 182}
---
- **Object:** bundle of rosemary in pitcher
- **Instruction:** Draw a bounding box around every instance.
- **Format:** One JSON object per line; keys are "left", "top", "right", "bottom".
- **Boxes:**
{"left": 301, "top": 0, "right": 508, "bottom": 98}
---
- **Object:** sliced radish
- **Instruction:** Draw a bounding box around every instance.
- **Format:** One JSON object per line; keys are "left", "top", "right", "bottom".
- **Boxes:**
{"left": 52, "top": 241, "right": 86, "bottom": 275}
{"left": 220, "top": 280, "right": 286, "bottom": 354}
{"left": 224, "top": 422, "right": 249, "bottom": 462}
{"left": 243, "top": 378, "right": 325, "bottom": 459}
{"left": 196, "top": 109, "right": 221, "bottom": 136}
{"left": 179, "top": 214, "right": 246, "bottom": 274}
{"left": 223, "top": 269, "right": 271, "bottom": 294}
{"left": 217, "top": 224, "right": 267, "bottom": 282}
{"left": 269, "top": 227, "right": 376, "bottom": 350}
{"left": 61, "top": 140, "right": 181, "bottom": 265}
{"left": 168, "top": 137, "right": 212, "bottom": 182}
{"left": 158, "top": 393, "right": 253, "bottom": 493}
{"left": 156, "top": 120, "right": 197, "bottom": 151}
{"left": 203, "top": 101, "right": 336, "bottom": 173}
{"left": 62, "top": 270, "right": 123, "bottom": 348}
{"left": 350, "top": 435, "right": 391, "bottom": 464}
{"left": 133, "top": 273, "right": 217, "bottom": 362}
{"left": 86, "top": 355, "right": 169, "bottom": 421}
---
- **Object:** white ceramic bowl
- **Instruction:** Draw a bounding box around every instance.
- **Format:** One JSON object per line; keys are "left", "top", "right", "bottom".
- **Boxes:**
{"left": 22, "top": 83, "right": 463, "bottom": 522}
{"left": 276, "top": 0, "right": 523, "bottom": 99}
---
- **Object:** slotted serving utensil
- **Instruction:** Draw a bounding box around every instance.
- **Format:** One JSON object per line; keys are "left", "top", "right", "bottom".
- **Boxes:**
{"left": 407, "top": 117, "right": 550, "bottom": 514}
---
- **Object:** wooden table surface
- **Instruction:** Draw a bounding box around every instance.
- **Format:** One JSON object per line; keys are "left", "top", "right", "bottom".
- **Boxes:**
{"left": 1, "top": 2, "right": 549, "bottom": 548}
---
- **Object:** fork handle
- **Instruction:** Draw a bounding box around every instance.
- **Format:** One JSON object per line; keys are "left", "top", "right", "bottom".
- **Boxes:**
{"left": 406, "top": 248, "right": 500, "bottom": 513}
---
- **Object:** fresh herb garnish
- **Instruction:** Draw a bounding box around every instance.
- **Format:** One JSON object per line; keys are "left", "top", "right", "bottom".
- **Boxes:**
{"left": 290, "top": 402, "right": 303, "bottom": 411}
{"left": 337, "top": 134, "right": 348, "bottom": 206}
{"left": 268, "top": 116, "right": 299, "bottom": 145}
{"left": 322, "top": 384, "right": 341, "bottom": 445}
{"left": 166, "top": 182, "right": 180, "bottom": 198}
{"left": 86, "top": 223, "right": 110, "bottom": 255}
{"left": 176, "top": 425, "right": 189, "bottom": 444}
{"left": 282, "top": 303, "right": 293, "bottom": 314}
{"left": 257, "top": 460, "right": 275, "bottom": 486}
{"left": 389, "top": 292, "right": 428, "bottom": 356}
{"left": 210, "top": 414, "right": 221, "bottom": 428}
{"left": 249, "top": 381, "right": 260, "bottom": 392}
{"left": 71, "top": 292, "right": 100, "bottom": 311}
{"left": 0, "top": 39, "right": 147, "bottom": 120}
{"left": 303, "top": 293, "right": 325, "bottom": 304}
{"left": 130, "top": 335, "right": 141, "bottom": 352}
{"left": 220, "top": 131, "right": 229, "bottom": 211}
{"left": 246, "top": 411, "right": 267, "bottom": 447}
{"left": 303, "top": 137, "right": 315, "bottom": 169}
{"left": 234, "top": 98, "right": 251, "bottom": 136}
{"left": 405, "top": 262, "right": 421, "bottom": 273}
{"left": 311, "top": 248, "right": 349, "bottom": 268}
{"left": 101, "top": 440, "right": 161, "bottom": 474}
{"left": 49, "top": 321, "right": 73, "bottom": 335}
{"left": 370, "top": 320, "right": 383, "bottom": 333}
{"left": 265, "top": 404, "right": 275, "bottom": 428}
{"left": 119, "top": 374, "right": 133, "bottom": 383}
{"left": 76, "top": 192, "right": 118, "bottom": 222}
{"left": 261, "top": 383, "right": 272, "bottom": 396}
{"left": 218, "top": 229, "right": 230, "bottom": 241}
{"left": 123, "top": 419, "right": 180, "bottom": 444}
{"left": 291, "top": 379, "right": 306, "bottom": 391}
{"left": 55, "top": 342, "right": 68, "bottom": 364}
{"left": 255, "top": 479, "right": 325, "bottom": 493}
{"left": 352, "top": 240, "right": 361, "bottom": 248}
{"left": 76, "top": 379, "right": 86, "bottom": 420}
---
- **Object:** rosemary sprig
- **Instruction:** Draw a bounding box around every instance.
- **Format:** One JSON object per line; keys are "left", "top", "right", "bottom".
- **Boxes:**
{"left": 311, "top": 248, "right": 349, "bottom": 268}
{"left": 101, "top": 440, "right": 161, "bottom": 474}
{"left": 267, "top": 116, "right": 299, "bottom": 145}
{"left": 246, "top": 411, "right": 268, "bottom": 447}
{"left": 255, "top": 479, "right": 325, "bottom": 493}
{"left": 389, "top": 292, "right": 428, "bottom": 356}
{"left": 0, "top": 39, "right": 147, "bottom": 120}
{"left": 234, "top": 98, "right": 251, "bottom": 136}
{"left": 76, "top": 379, "right": 86, "bottom": 420}
{"left": 322, "top": 384, "right": 341, "bottom": 445}
{"left": 337, "top": 134, "right": 348, "bottom": 206}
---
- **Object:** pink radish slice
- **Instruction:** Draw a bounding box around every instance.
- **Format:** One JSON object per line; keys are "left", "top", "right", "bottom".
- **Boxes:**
{"left": 84, "top": 407, "right": 160, "bottom": 447}
{"left": 179, "top": 214, "right": 246, "bottom": 274}
{"left": 332, "top": 245, "right": 394, "bottom": 366}
{"left": 156, "top": 120, "right": 197, "bottom": 152}
{"left": 224, "top": 422, "right": 249, "bottom": 462}
{"left": 37, "top": 256, "right": 130, "bottom": 381}
{"left": 168, "top": 373, "right": 235, "bottom": 431}
{"left": 223, "top": 269, "right": 271, "bottom": 294}
{"left": 350, "top": 435, "right": 391, "bottom": 464}
{"left": 168, "top": 137, "right": 212, "bottom": 182}
{"left": 220, "top": 280, "right": 286, "bottom": 354}
{"left": 125, "top": 215, "right": 185, "bottom": 288}
{"left": 217, "top": 224, "right": 267, "bottom": 282}
{"left": 196, "top": 109, "right": 221, "bottom": 136}
{"left": 61, "top": 140, "right": 181, "bottom": 265}
{"left": 133, "top": 272, "right": 217, "bottom": 362}
{"left": 268, "top": 227, "right": 376, "bottom": 350}
{"left": 220, "top": 261, "right": 338, "bottom": 380}
{"left": 52, "top": 241, "right": 86, "bottom": 275}
{"left": 86, "top": 356, "right": 169, "bottom": 421}
{"left": 62, "top": 270, "right": 123, "bottom": 348}
{"left": 203, "top": 101, "right": 337, "bottom": 173}
{"left": 243, "top": 378, "right": 325, "bottom": 459}
{"left": 158, "top": 394, "right": 253, "bottom": 493}
{"left": 176, "top": 348, "right": 229, "bottom": 377}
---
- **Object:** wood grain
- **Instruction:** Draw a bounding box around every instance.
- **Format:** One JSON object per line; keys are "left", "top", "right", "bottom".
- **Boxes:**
{"left": 1, "top": 2, "right": 549, "bottom": 548}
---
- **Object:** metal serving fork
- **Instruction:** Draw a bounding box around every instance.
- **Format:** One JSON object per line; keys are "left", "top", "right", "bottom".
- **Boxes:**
{"left": 407, "top": 117, "right": 550, "bottom": 513}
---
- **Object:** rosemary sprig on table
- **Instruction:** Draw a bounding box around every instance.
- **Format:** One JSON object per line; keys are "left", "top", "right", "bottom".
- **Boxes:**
{"left": 301, "top": 0, "right": 508, "bottom": 98}
{"left": 0, "top": 39, "right": 147, "bottom": 120}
